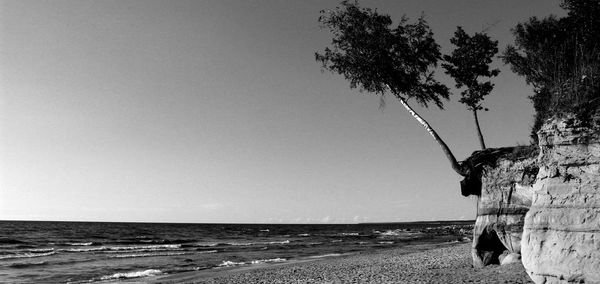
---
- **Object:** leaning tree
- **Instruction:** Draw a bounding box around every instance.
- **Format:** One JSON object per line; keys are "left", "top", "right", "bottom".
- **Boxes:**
{"left": 443, "top": 27, "right": 500, "bottom": 150}
{"left": 315, "top": 1, "right": 468, "bottom": 176}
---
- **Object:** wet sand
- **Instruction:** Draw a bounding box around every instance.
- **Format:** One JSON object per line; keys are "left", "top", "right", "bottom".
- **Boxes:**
{"left": 147, "top": 242, "right": 532, "bottom": 283}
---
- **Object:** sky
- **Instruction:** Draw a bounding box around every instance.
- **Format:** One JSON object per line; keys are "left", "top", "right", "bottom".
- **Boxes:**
{"left": 1, "top": 0, "right": 565, "bottom": 223}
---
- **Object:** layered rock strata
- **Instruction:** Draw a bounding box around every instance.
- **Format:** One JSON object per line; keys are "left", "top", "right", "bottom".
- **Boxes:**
{"left": 521, "top": 114, "right": 600, "bottom": 283}
{"left": 463, "top": 148, "right": 538, "bottom": 267}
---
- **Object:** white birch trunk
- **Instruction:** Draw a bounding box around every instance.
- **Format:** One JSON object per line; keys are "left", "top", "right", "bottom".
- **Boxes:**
{"left": 396, "top": 96, "right": 467, "bottom": 176}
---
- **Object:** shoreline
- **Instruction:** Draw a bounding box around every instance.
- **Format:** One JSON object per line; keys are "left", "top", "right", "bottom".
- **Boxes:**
{"left": 143, "top": 241, "right": 532, "bottom": 284}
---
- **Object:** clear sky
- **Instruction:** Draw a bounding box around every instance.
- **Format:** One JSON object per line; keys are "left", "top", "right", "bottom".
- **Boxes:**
{"left": 1, "top": 0, "right": 564, "bottom": 223}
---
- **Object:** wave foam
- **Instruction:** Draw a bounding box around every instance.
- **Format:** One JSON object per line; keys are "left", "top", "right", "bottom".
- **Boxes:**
{"left": 0, "top": 251, "right": 56, "bottom": 260}
{"left": 218, "top": 258, "right": 286, "bottom": 267}
{"left": 226, "top": 242, "right": 253, "bottom": 246}
{"left": 267, "top": 240, "right": 290, "bottom": 245}
{"left": 63, "top": 244, "right": 182, "bottom": 253}
{"left": 194, "top": 243, "right": 218, "bottom": 247}
{"left": 99, "top": 269, "right": 162, "bottom": 280}
{"left": 28, "top": 248, "right": 54, "bottom": 253}
{"left": 250, "top": 258, "right": 286, "bottom": 264}
{"left": 110, "top": 244, "right": 181, "bottom": 250}
{"left": 66, "top": 242, "right": 93, "bottom": 246}
{"left": 109, "top": 251, "right": 190, "bottom": 258}
{"left": 64, "top": 247, "right": 106, "bottom": 252}
{"left": 225, "top": 240, "right": 290, "bottom": 246}
{"left": 136, "top": 238, "right": 196, "bottom": 244}
{"left": 377, "top": 229, "right": 407, "bottom": 236}
{"left": 218, "top": 260, "right": 245, "bottom": 267}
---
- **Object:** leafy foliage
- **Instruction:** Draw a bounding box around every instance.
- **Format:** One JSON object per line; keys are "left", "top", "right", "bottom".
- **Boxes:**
{"left": 315, "top": 0, "right": 449, "bottom": 108}
{"left": 502, "top": 0, "right": 600, "bottom": 141}
{"left": 442, "top": 27, "right": 499, "bottom": 112}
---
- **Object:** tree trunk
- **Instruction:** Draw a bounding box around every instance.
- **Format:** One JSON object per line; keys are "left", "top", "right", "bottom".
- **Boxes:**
{"left": 473, "top": 109, "right": 486, "bottom": 150}
{"left": 396, "top": 96, "right": 468, "bottom": 177}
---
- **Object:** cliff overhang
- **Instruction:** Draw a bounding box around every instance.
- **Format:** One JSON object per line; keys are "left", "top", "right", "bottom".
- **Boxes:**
{"left": 462, "top": 112, "right": 600, "bottom": 283}
{"left": 461, "top": 146, "right": 539, "bottom": 267}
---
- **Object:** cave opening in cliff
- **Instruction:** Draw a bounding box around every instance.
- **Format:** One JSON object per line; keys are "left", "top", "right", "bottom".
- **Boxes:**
{"left": 475, "top": 228, "right": 508, "bottom": 265}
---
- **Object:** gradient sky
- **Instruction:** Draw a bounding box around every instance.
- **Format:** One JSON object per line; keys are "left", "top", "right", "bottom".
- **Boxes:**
{"left": 1, "top": 0, "right": 564, "bottom": 223}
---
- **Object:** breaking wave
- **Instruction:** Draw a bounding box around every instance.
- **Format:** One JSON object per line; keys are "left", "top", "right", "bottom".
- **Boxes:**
{"left": 99, "top": 269, "right": 162, "bottom": 280}
{"left": 0, "top": 251, "right": 56, "bottom": 260}
{"left": 250, "top": 258, "right": 286, "bottom": 264}
{"left": 225, "top": 242, "right": 253, "bottom": 246}
{"left": 108, "top": 244, "right": 181, "bottom": 251}
{"left": 376, "top": 229, "right": 414, "bottom": 236}
{"left": 63, "top": 244, "right": 182, "bottom": 253}
{"left": 63, "top": 247, "right": 106, "bottom": 252}
{"left": 181, "top": 242, "right": 218, "bottom": 248}
{"left": 28, "top": 248, "right": 54, "bottom": 253}
{"left": 218, "top": 258, "right": 286, "bottom": 267}
{"left": 136, "top": 238, "right": 197, "bottom": 244}
{"left": 67, "top": 242, "right": 92, "bottom": 246}
{"left": 225, "top": 240, "right": 290, "bottom": 246}
{"left": 218, "top": 260, "right": 245, "bottom": 267}
{"left": 109, "top": 252, "right": 190, "bottom": 259}
{"left": 195, "top": 242, "right": 218, "bottom": 247}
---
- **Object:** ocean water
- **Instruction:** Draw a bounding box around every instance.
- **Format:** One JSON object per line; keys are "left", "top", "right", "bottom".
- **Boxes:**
{"left": 0, "top": 220, "right": 473, "bottom": 283}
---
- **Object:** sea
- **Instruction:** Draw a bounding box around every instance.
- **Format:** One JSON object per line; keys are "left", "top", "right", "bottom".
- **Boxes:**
{"left": 0, "top": 220, "right": 473, "bottom": 283}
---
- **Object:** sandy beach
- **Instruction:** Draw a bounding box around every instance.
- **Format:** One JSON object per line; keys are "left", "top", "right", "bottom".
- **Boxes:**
{"left": 149, "top": 242, "right": 532, "bottom": 284}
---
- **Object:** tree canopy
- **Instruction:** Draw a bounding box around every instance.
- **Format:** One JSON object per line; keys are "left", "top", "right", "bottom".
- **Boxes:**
{"left": 443, "top": 27, "right": 500, "bottom": 149}
{"left": 315, "top": 0, "right": 449, "bottom": 108}
{"left": 443, "top": 27, "right": 499, "bottom": 113}
{"left": 316, "top": 1, "right": 469, "bottom": 177}
{"left": 502, "top": 0, "right": 600, "bottom": 141}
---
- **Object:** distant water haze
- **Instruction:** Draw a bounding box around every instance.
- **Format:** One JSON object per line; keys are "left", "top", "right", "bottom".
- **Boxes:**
{"left": 0, "top": 0, "right": 564, "bottom": 223}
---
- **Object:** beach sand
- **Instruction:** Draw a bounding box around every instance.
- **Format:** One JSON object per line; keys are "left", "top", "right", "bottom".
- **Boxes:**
{"left": 148, "top": 242, "right": 533, "bottom": 283}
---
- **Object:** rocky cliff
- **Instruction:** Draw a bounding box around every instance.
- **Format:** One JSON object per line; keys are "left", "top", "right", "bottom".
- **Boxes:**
{"left": 462, "top": 147, "right": 538, "bottom": 267}
{"left": 521, "top": 114, "right": 600, "bottom": 283}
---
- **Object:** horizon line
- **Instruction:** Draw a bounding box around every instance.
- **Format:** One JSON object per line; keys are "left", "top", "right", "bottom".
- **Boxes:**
{"left": 0, "top": 219, "right": 475, "bottom": 225}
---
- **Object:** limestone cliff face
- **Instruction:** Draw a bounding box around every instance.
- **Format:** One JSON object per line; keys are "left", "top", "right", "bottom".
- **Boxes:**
{"left": 521, "top": 114, "right": 600, "bottom": 283}
{"left": 465, "top": 149, "right": 538, "bottom": 267}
